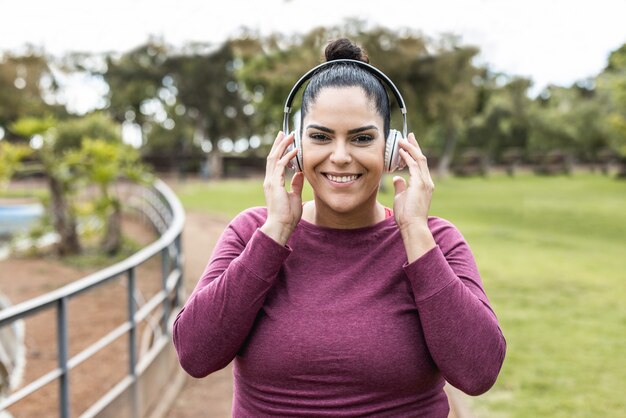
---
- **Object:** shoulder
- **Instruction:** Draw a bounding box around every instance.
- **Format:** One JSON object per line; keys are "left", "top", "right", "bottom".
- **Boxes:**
{"left": 427, "top": 215, "right": 472, "bottom": 254}
{"left": 230, "top": 206, "right": 268, "bottom": 228}
{"left": 223, "top": 206, "right": 268, "bottom": 243}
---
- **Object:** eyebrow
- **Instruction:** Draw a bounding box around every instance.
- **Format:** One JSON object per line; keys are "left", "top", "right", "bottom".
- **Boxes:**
{"left": 306, "top": 124, "right": 379, "bottom": 134}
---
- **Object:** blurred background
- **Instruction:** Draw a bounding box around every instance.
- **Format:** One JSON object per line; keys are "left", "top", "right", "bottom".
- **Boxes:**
{"left": 1, "top": 1, "right": 625, "bottom": 417}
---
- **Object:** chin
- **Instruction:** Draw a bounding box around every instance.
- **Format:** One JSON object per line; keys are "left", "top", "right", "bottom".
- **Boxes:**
{"left": 316, "top": 189, "right": 379, "bottom": 215}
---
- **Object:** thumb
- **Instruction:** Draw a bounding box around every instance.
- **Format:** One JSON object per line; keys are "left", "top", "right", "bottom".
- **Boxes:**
{"left": 392, "top": 175, "right": 407, "bottom": 196}
{"left": 290, "top": 171, "right": 305, "bottom": 197}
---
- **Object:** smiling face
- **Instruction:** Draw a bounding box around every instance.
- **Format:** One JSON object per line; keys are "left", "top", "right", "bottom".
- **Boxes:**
{"left": 301, "top": 86, "right": 386, "bottom": 222}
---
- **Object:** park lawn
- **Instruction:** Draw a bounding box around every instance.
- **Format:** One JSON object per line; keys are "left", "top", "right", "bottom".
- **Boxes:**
{"left": 174, "top": 171, "right": 626, "bottom": 418}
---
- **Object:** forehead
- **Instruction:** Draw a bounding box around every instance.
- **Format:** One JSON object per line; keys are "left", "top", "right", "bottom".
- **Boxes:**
{"left": 304, "top": 86, "right": 382, "bottom": 125}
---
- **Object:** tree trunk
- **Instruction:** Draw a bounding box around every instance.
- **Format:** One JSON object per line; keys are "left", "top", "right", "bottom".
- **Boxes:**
{"left": 49, "top": 176, "right": 81, "bottom": 255}
{"left": 101, "top": 199, "right": 122, "bottom": 255}
{"left": 207, "top": 147, "right": 223, "bottom": 180}
{"left": 616, "top": 157, "right": 626, "bottom": 179}
{"left": 436, "top": 123, "right": 458, "bottom": 179}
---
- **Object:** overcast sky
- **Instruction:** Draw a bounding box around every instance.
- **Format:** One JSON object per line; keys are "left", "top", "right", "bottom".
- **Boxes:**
{"left": 2, "top": 0, "right": 625, "bottom": 100}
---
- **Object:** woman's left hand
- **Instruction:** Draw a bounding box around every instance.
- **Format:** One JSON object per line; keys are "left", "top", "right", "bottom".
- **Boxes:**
{"left": 392, "top": 133, "right": 435, "bottom": 234}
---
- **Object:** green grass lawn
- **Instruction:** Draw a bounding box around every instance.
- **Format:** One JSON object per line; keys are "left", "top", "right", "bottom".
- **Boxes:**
{"left": 175, "top": 171, "right": 626, "bottom": 417}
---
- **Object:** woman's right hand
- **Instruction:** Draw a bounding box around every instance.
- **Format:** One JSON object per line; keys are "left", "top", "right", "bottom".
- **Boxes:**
{"left": 260, "top": 131, "right": 304, "bottom": 245}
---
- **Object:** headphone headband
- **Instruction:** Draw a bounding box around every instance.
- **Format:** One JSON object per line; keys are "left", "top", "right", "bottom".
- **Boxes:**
{"left": 282, "top": 59, "right": 407, "bottom": 138}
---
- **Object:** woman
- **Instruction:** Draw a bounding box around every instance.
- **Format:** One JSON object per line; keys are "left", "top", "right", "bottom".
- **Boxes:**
{"left": 173, "top": 38, "right": 506, "bottom": 417}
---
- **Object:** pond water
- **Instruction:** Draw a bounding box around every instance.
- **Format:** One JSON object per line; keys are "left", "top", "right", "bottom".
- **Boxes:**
{"left": 0, "top": 204, "right": 44, "bottom": 238}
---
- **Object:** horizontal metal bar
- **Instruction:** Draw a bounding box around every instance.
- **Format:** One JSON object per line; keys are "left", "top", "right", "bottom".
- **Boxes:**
{"left": 136, "top": 335, "right": 169, "bottom": 375}
{"left": 0, "top": 180, "right": 185, "bottom": 326}
{"left": 68, "top": 322, "right": 132, "bottom": 370}
{"left": 0, "top": 367, "right": 63, "bottom": 409}
{"left": 79, "top": 375, "right": 134, "bottom": 418}
{"left": 134, "top": 268, "right": 181, "bottom": 322}
{"left": 166, "top": 268, "right": 183, "bottom": 292}
{"left": 135, "top": 290, "right": 167, "bottom": 323}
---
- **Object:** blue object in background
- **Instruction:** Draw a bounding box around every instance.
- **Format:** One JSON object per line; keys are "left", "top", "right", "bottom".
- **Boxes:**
{"left": 0, "top": 204, "right": 44, "bottom": 237}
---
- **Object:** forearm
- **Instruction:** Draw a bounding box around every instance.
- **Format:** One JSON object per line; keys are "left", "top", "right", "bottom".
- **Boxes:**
{"left": 405, "top": 246, "right": 506, "bottom": 395}
{"left": 173, "top": 229, "right": 290, "bottom": 377}
{"left": 417, "top": 275, "right": 506, "bottom": 395}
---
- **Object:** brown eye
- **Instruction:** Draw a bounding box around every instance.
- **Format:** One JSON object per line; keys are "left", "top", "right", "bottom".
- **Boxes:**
{"left": 352, "top": 135, "right": 374, "bottom": 145}
{"left": 309, "top": 133, "right": 330, "bottom": 142}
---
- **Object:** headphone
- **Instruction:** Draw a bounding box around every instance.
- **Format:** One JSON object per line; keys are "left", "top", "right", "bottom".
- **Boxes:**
{"left": 282, "top": 59, "right": 408, "bottom": 173}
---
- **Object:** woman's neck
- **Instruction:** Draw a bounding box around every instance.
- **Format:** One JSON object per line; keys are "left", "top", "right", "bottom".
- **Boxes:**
{"left": 302, "top": 198, "right": 386, "bottom": 229}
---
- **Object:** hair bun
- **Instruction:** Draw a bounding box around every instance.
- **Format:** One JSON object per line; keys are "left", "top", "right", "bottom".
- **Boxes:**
{"left": 324, "top": 38, "right": 369, "bottom": 63}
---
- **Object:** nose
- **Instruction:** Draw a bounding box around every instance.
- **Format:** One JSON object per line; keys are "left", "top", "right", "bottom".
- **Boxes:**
{"left": 329, "top": 140, "right": 352, "bottom": 165}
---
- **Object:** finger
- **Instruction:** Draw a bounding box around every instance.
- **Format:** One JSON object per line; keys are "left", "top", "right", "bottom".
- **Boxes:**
{"left": 398, "top": 148, "right": 422, "bottom": 184}
{"left": 392, "top": 175, "right": 407, "bottom": 196}
{"left": 290, "top": 171, "right": 305, "bottom": 196}
{"left": 402, "top": 133, "right": 432, "bottom": 183}
{"left": 269, "top": 146, "right": 298, "bottom": 188}
{"left": 274, "top": 132, "right": 295, "bottom": 162}
{"left": 266, "top": 133, "right": 294, "bottom": 172}
{"left": 408, "top": 133, "right": 435, "bottom": 187}
{"left": 408, "top": 132, "right": 422, "bottom": 153}
{"left": 268, "top": 131, "right": 286, "bottom": 155}
{"left": 399, "top": 134, "right": 424, "bottom": 165}
{"left": 266, "top": 132, "right": 283, "bottom": 173}
{"left": 276, "top": 145, "right": 298, "bottom": 170}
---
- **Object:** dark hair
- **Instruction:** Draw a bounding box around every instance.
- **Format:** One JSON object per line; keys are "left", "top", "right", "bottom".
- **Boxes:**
{"left": 300, "top": 38, "right": 391, "bottom": 138}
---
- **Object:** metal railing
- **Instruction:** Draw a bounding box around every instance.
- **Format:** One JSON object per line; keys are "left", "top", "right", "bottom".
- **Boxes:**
{"left": 0, "top": 179, "right": 185, "bottom": 418}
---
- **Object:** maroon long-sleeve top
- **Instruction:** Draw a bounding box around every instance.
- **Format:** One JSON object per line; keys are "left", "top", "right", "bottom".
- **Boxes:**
{"left": 173, "top": 207, "right": 506, "bottom": 417}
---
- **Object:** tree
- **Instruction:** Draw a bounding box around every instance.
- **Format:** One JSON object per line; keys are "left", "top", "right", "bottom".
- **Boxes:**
{"left": 464, "top": 76, "right": 532, "bottom": 163}
{"left": 65, "top": 137, "right": 153, "bottom": 254}
{"left": 528, "top": 84, "right": 611, "bottom": 166}
{"left": 102, "top": 39, "right": 169, "bottom": 127}
{"left": 409, "top": 39, "right": 482, "bottom": 177}
{"left": 10, "top": 116, "right": 81, "bottom": 255}
{"left": 0, "top": 49, "right": 65, "bottom": 140}
{"left": 9, "top": 113, "right": 149, "bottom": 255}
{"left": 596, "top": 43, "right": 626, "bottom": 177}
{"left": 164, "top": 40, "right": 253, "bottom": 178}
{"left": 0, "top": 141, "right": 31, "bottom": 189}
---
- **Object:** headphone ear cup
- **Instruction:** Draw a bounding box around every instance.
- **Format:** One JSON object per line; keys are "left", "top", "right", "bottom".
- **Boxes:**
{"left": 384, "top": 129, "right": 404, "bottom": 173}
{"left": 285, "top": 130, "right": 304, "bottom": 172}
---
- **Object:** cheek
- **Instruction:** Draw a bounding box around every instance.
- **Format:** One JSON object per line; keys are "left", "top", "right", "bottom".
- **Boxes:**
{"left": 369, "top": 144, "right": 387, "bottom": 173}
{"left": 301, "top": 143, "right": 322, "bottom": 180}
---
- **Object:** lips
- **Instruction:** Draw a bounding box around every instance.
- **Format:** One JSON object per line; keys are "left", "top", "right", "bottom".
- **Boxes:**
{"left": 322, "top": 173, "right": 362, "bottom": 183}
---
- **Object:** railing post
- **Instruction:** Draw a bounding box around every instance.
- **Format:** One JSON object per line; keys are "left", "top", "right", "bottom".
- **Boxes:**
{"left": 127, "top": 268, "right": 139, "bottom": 418}
{"left": 57, "top": 297, "right": 70, "bottom": 418}
{"left": 174, "top": 233, "right": 183, "bottom": 307}
{"left": 161, "top": 246, "right": 170, "bottom": 335}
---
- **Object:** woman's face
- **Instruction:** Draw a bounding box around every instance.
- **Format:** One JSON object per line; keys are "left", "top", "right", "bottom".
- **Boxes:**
{"left": 301, "top": 86, "right": 385, "bottom": 216}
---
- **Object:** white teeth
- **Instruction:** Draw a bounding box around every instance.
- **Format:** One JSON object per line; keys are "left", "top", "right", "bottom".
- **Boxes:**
{"left": 326, "top": 174, "right": 359, "bottom": 183}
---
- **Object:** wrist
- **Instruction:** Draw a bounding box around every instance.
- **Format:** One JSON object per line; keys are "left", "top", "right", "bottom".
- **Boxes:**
{"left": 399, "top": 221, "right": 429, "bottom": 240}
{"left": 260, "top": 221, "right": 293, "bottom": 246}
{"left": 399, "top": 223, "right": 436, "bottom": 264}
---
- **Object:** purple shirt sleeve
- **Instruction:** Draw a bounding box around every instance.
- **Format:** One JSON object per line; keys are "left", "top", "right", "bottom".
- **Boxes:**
{"left": 173, "top": 210, "right": 289, "bottom": 378}
{"left": 404, "top": 219, "right": 506, "bottom": 395}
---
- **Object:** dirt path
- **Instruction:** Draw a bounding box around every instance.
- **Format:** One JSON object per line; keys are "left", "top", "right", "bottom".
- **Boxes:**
{"left": 166, "top": 210, "right": 234, "bottom": 417}
{"left": 166, "top": 210, "right": 467, "bottom": 418}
